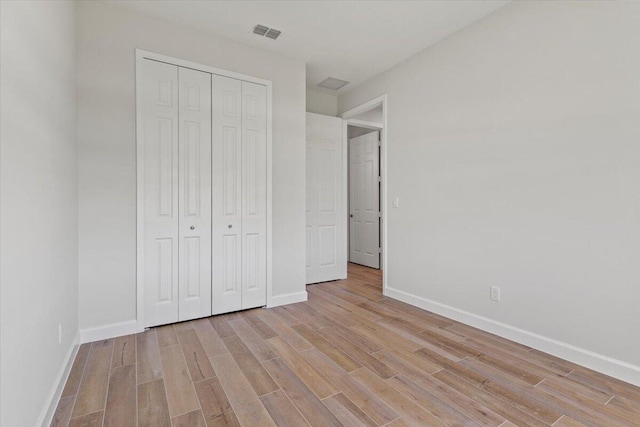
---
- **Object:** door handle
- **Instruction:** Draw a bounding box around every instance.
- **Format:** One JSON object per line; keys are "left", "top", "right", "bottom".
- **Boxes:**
{"left": 350, "top": 214, "right": 353, "bottom": 218}
{"left": 190, "top": 226, "right": 195, "bottom": 230}
{"left": 228, "top": 224, "right": 233, "bottom": 228}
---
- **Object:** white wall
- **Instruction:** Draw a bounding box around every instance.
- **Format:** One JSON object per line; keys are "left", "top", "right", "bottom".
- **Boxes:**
{"left": 339, "top": 1, "right": 640, "bottom": 381}
{"left": 77, "top": 2, "right": 307, "bottom": 331}
{"left": 0, "top": 1, "right": 79, "bottom": 425}
{"left": 307, "top": 89, "right": 338, "bottom": 116}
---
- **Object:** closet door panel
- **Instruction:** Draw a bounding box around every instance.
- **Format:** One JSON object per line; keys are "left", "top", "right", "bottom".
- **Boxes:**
{"left": 212, "top": 75, "right": 243, "bottom": 314}
{"left": 142, "top": 59, "right": 179, "bottom": 327}
{"left": 178, "top": 67, "right": 212, "bottom": 321}
{"left": 241, "top": 81, "right": 267, "bottom": 310}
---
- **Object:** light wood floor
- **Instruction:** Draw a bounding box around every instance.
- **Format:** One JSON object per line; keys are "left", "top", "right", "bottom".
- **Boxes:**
{"left": 52, "top": 263, "right": 640, "bottom": 427}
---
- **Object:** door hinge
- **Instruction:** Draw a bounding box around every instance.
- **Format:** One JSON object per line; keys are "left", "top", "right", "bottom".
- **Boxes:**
{"left": 378, "top": 247, "right": 382, "bottom": 254}
{"left": 378, "top": 212, "right": 382, "bottom": 218}
{"left": 377, "top": 176, "right": 382, "bottom": 183}
{"left": 377, "top": 140, "right": 382, "bottom": 147}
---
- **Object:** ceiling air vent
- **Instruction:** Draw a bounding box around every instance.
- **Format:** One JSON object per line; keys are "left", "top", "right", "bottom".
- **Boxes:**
{"left": 253, "top": 24, "right": 281, "bottom": 40}
{"left": 316, "top": 77, "right": 350, "bottom": 91}
{"left": 265, "top": 28, "right": 281, "bottom": 40}
{"left": 253, "top": 25, "right": 269, "bottom": 36}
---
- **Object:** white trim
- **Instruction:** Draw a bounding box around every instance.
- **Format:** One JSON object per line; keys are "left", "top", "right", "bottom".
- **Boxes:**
{"left": 80, "top": 320, "right": 139, "bottom": 344}
{"left": 137, "top": 49, "right": 271, "bottom": 86}
{"left": 265, "top": 83, "right": 274, "bottom": 308}
{"left": 386, "top": 286, "right": 640, "bottom": 387}
{"left": 37, "top": 331, "right": 80, "bottom": 427}
{"left": 346, "top": 118, "right": 383, "bottom": 130}
{"left": 342, "top": 95, "right": 388, "bottom": 288}
{"left": 269, "top": 291, "right": 308, "bottom": 307}
{"left": 135, "top": 49, "right": 273, "bottom": 330}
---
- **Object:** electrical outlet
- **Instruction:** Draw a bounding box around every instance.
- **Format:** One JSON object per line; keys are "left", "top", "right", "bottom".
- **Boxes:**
{"left": 58, "top": 324, "right": 62, "bottom": 344}
{"left": 490, "top": 286, "right": 501, "bottom": 302}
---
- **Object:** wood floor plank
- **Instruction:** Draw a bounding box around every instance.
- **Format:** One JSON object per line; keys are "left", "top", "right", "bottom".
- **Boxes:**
{"left": 192, "top": 318, "right": 228, "bottom": 358}
{"left": 112, "top": 334, "right": 136, "bottom": 368}
{"left": 316, "top": 327, "right": 396, "bottom": 379}
{"left": 262, "top": 357, "right": 343, "bottom": 427}
{"left": 243, "top": 310, "right": 278, "bottom": 339}
{"left": 68, "top": 411, "right": 104, "bottom": 427}
{"left": 210, "top": 353, "right": 276, "bottom": 426}
{"left": 172, "top": 409, "right": 206, "bottom": 427}
{"left": 552, "top": 415, "right": 587, "bottom": 427}
{"left": 194, "top": 377, "right": 235, "bottom": 426}
{"left": 324, "top": 322, "right": 383, "bottom": 353}
{"left": 351, "top": 367, "right": 448, "bottom": 426}
{"left": 374, "top": 351, "right": 503, "bottom": 426}
{"left": 421, "top": 332, "right": 544, "bottom": 385}
{"left": 72, "top": 340, "right": 114, "bottom": 417}
{"left": 321, "top": 392, "right": 377, "bottom": 427}
{"left": 137, "top": 329, "right": 163, "bottom": 384}
{"left": 387, "top": 374, "right": 478, "bottom": 426}
{"left": 50, "top": 396, "right": 75, "bottom": 427}
{"left": 292, "top": 324, "right": 361, "bottom": 372}
{"left": 566, "top": 368, "right": 640, "bottom": 403}
{"left": 537, "top": 377, "right": 640, "bottom": 426}
{"left": 270, "top": 306, "right": 304, "bottom": 326}
{"left": 210, "top": 316, "right": 237, "bottom": 338}
{"left": 62, "top": 343, "right": 91, "bottom": 398}
{"left": 228, "top": 317, "right": 277, "bottom": 361}
{"left": 222, "top": 335, "right": 279, "bottom": 396}
{"left": 103, "top": 365, "right": 136, "bottom": 427}
{"left": 301, "top": 348, "right": 399, "bottom": 426}
{"left": 176, "top": 328, "right": 216, "bottom": 382}
{"left": 260, "top": 389, "right": 311, "bottom": 427}
{"left": 433, "top": 369, "right": 548, "bottom": 427}
{"left": 137, "top": 379, "right": 171, "bottom": 427}
{"left": 256, "top": 309, "right": 313, "bottom": 351}
{"left": 156, "top": 325, "right": 179, "bottom": 347}
{"left": 159, "top": 344, "right": 200, "bottom": 417}
{"left": 267, "top": 336, "right": 338, "bottom": 399}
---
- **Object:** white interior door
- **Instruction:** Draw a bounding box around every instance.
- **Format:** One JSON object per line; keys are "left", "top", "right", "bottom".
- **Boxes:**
{"left": 142, "top": 59, "right": 179, "bottom": 327}
{"left": 349, "top": 131, "right": 380, "bottom": 269}
{"left": 306, "top": 113, "right": 347, "bottom": 284}
{"left": 240, "top": 81, "right": 267, "bottom": 309}
{"left": 177, "top": 67, "right": 212, "bottom": 321}
{"left": 212, "top": 74, "right": 243, "bottom": 315}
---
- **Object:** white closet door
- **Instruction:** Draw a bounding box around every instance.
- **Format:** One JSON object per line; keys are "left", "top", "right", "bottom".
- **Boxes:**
{"left": 212, "top": 75, "right": 243, "bottom": 314}
{"left": 142, "top": 59, "right": 179, "bottom": 327}
{"left": 178, "top": 67, "right": 212, "bottom": 321}
{"left": 349, "top": 131, "right": 380, "bottom": 269}
{"left": 240, "top": 81, "right": 267, "bottom": 309}
{"left": 305, "top": 113, "right": 346, "bottom": 284}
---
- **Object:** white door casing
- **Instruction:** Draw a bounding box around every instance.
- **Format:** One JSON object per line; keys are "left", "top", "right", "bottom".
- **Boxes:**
{"left": 142, "top": 59, "right": 180, "bottom": 327}
{"left": 177, "top": 67, "right": 212, "bottom": 321}
{"left": 349, "top": 131, "right": 380, "bottom": 269}
{"left": 240, "top": 81, "right": 268, "bottom": 309}
{"left": 212, "top": 74, "right": 243, "bottom": 315}
{"left": 306, "top": 113, "right": 347, "bottom": 284}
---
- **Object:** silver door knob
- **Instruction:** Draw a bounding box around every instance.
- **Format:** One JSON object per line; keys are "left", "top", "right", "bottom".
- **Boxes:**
{"left": 190, "top": 226, "right": 195, "bottom": 230}
{"left": 228, "top": 224, "right": 233, "bottom": 228}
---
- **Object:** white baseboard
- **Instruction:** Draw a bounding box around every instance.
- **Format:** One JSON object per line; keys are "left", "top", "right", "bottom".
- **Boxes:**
{"left": 80, "top": 320, "right": 139, "bottom": 344}
{"left": 38, "top": 331, "right": 80, "bottom": 427}
{"left": 268, "top": 290, "right": 308, "bottom": 308}
{"left": 385, "top": 286, "right": 640, "bottom": 387}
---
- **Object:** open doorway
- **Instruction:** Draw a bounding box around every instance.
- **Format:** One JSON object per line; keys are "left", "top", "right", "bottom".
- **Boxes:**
{"left": 342, "top": 96, "right": 387, "bottom": 293}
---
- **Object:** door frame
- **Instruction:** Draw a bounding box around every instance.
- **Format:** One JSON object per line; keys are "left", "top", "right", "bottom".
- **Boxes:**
{"left": 135, "top": 49, "right": 274, "bottom": 331}
{"left": 341, "top": 95, "right": 388, "bottom": 294}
